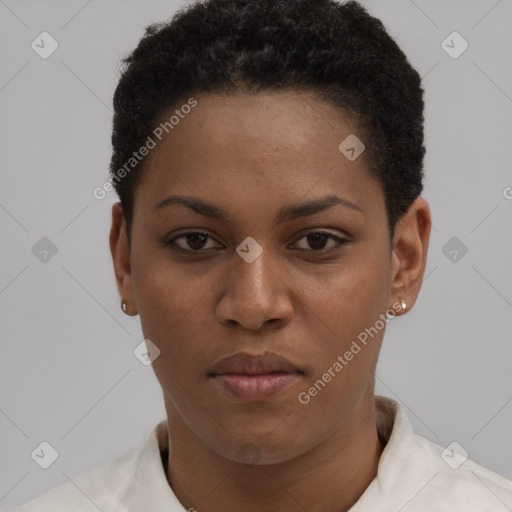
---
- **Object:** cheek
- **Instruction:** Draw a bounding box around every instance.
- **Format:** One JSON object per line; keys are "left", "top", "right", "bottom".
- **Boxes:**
{"left": 295, "top": 281, "right": 387, "bottom": 421}
{"left": 301, "top": 250, "right": 390, "bottom": 336}
{"left": 135, "top": 271, "right": 209, "bottom": 415}
{"left": 131, "top": 244, "right": 207, "bottom": 337}
{"left": 296, "top": 248, "right": 391, "bottom": 386}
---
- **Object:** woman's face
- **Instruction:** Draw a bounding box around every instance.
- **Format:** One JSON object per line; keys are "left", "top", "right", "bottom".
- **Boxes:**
{"left": 111, "top": 90, "right": 429, "bottom": 464}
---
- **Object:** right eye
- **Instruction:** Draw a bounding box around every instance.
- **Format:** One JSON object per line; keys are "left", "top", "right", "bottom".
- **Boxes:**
{"left": 164, "top": 231, "right": 223, "bottom": 253}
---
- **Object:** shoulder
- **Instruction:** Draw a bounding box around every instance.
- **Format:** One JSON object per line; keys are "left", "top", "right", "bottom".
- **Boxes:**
{"left": 8, "top": 450, "right": 137, "bottom": 512}
{"left": 371, "top": 396, "right": 512, "bottom": 511}
{"left": 413, "top": 434, "right": 512, "bottom": 511}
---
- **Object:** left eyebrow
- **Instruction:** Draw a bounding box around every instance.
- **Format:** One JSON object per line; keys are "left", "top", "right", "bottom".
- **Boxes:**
{"left": 153, "top": 194, "right": 364, "bottom": 223}
{"left": 275, "top": 195, "right": 364, "bottom": 223}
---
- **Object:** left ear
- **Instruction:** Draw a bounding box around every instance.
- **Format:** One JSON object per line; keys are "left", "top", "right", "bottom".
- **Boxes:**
{"left": 389, "top": 197, "right": 431, "bottom": 314}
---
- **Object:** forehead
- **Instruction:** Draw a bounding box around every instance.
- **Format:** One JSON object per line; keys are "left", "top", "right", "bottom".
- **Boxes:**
{"left": 134, "top": 90, "right": 383, "bottom": 221}
{"left": 155, "top": 90, "right": 360, "bottom": 155}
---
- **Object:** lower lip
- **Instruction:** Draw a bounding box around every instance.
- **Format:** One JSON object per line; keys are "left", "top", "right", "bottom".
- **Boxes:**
{"left": 211, "top": 372, "right": 302, "bottom": 401}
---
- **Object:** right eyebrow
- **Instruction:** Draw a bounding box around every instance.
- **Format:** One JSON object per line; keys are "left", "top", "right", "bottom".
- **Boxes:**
{"left": 154, "top": 195, "right": 229, "bottom": 220}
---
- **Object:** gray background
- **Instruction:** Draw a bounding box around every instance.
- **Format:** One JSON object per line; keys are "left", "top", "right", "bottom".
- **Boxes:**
{"left": 1, "top": 0, "right": 511, "bottom": 509}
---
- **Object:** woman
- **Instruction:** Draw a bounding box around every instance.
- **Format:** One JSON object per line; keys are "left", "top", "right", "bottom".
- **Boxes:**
{"left": 12, "top": 0, "right": 512, "bottom": 510}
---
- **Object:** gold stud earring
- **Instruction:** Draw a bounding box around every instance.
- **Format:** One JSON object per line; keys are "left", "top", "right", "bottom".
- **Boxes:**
{"left": 121, "top": 299, "right": 128, "bottom": 314}
{"left": 400, "top": 297, "right": 407, "bottom": 311}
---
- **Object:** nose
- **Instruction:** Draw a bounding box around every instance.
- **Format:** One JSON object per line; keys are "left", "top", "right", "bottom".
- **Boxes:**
{"left": 216, "top": 247, "right": 294, "bottom": 331}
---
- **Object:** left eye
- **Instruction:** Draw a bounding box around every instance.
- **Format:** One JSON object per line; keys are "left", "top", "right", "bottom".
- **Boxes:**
{"left": 165, "top": 230, "right": 347, "bottom": 253}
{"left": 293, "top": 231, "right": 347, "bottom": 251}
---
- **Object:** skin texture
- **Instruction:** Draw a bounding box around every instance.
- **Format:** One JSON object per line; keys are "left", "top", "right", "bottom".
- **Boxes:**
{"left": 110, "top": 90, "right": 431, "bottom": 512}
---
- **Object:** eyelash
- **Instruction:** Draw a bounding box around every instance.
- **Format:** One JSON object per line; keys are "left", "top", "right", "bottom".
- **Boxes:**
{"left": 164, "top": 230, "right": 349, "bottom": 255}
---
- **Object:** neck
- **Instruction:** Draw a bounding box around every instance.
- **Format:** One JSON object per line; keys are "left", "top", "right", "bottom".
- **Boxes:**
{"left": 164, "top": 395, "right": 385, "bottom": 512}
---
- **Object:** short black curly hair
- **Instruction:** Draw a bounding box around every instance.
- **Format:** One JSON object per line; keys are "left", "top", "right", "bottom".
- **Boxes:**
{"left": 109, "top": 0, "right": 425, "bottom": 248}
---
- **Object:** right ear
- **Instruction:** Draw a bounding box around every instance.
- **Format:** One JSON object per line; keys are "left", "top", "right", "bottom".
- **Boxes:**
{"left": 109, "top": 202, "right": 138, "bottom": 315}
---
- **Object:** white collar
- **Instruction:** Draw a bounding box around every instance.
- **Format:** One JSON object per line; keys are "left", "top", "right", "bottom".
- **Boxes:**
{"left": 117, "top": 395, "right": 439, "bottom": 511}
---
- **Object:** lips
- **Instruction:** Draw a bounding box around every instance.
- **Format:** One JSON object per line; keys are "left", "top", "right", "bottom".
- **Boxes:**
{"left": 208, "top": 351, "right": 303, "bottom": 376}
{"left": 208, "top": 351, "right": 303, "bottom": 401}
{"left": 212, "top": 373, "right": 302, "bottom": 401}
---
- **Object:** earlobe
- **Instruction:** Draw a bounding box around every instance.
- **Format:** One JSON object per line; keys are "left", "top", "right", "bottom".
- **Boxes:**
{"left": 109, "top": 202, "right": 138, "bottom": 315}
{"left": 389, "top": 197, "right": 431, "bottom": 314}
{"left": 120, "top": 298, "right": 136, "bottom": 316}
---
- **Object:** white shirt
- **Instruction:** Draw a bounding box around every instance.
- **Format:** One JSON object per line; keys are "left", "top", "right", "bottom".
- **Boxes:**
{"left": 10, "top": 395, "right": 512, "bottom": 511}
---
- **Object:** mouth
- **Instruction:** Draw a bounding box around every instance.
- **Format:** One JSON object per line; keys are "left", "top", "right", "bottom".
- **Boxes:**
{"left": 209, "top": 372, "right": 303, "bottom": 401}
{"left": 208, "top": 351, "right": 304, "bottom": 401}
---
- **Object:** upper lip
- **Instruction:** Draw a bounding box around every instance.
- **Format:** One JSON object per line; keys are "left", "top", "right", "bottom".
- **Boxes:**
{"left": 209, "top": 351, "right": 303, "bottom": 376}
